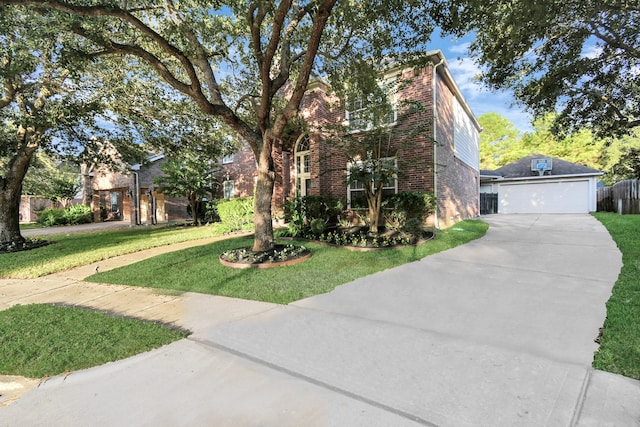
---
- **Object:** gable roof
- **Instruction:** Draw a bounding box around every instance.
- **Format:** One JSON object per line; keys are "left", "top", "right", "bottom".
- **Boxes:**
{"left": 491, "top": 154, "right": 602, "bottom": 178}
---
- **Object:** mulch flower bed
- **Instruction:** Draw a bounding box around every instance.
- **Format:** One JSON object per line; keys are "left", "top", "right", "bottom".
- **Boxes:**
{"left": 0, "top": 238, "right": 50, "bottom": 254}
{"left": 220, "top": 244, "right": 311, "bottom": 269}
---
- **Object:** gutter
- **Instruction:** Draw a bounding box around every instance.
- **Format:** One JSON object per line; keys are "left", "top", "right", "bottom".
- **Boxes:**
{"left": 497, "top": 173, "right": 604, "bottom": 183}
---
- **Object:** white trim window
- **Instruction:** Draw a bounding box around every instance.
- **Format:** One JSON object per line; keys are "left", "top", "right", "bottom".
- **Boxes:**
{"left": 347, "top": 157, "right": 398, "bottom": 209}
{"left": 222, "top": 154, "right": 234, "bottom": 164}
{"left": 345, "top": 78, "right": 398, "bottom": 132}
{"left": 295, "top": 136, "right": 311, "bottom": 197}
{"left": 223, "top": 180, "right": 235, "bottom": 199}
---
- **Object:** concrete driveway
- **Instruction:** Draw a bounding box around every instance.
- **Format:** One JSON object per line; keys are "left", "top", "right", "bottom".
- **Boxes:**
{"left": 2, "top": 214, "right": 639, "bottom": 426}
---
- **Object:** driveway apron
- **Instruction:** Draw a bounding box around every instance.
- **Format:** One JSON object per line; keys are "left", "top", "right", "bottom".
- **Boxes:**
{"left": 2, "top": 214, "right": 639, "bottom": 426}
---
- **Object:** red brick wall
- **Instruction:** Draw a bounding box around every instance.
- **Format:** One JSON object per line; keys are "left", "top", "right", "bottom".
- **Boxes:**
{"left": 434, "top": 75, "right": 479, "bottom": 227}
{"left": 218, "top": 143, "right": 257, "bottom": 198}
{"left": 309, "top": 66, "right": 437, "bottom": 202}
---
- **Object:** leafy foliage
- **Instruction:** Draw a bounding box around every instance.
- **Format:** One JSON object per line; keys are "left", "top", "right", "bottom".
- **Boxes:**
{"left": 478, "top": 112, "right": 607, "bottom": 171}
{"left": 215, "top": 197, "right": 254, "bottom": 232}
{"left": 155, "top": 155, "right": 218, "bottom": 226}
{"left": 601, "top": 129, "right": 640, "bottom": 184}
{"left": 443, "top": 1, "right": 640, "bottom": 137}
{"left": 3, "top": 0, "right": 446, "bottom": 251}
{"left": 35, "top": 205, "right": 92, "bottom": 227}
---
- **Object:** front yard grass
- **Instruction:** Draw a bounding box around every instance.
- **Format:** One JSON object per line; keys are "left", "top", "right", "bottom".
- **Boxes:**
{"left": 592, "top": 212, "right": 640, "bottom": 380}
{"left": 0, "top": 304, "right": 187, "bottom": 378}
{"left": 87, "top": 220, "right": 488, "bottom": 304}
{"left": 0, "top": 224, "right": 224, "bottom": 279}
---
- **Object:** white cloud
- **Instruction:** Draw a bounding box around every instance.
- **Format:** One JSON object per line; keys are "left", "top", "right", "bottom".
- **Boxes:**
{"left": 448, "top": 42, "right": 472, "bottom": 54}
{"left": 447, "top": 57, "right": 488, "bottom": 100}
{"left": 447, "top": 57, "right": 532, "bottom": 132}
{"left": 581, "top": 44, "right": 603, "bottom": 59}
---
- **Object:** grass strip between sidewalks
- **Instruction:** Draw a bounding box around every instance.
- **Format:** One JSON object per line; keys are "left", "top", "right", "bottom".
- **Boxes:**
{"left": 1, "top": 224, "right": 225, "bottom": 279}
{"left": 87, "top": 220, "right": 488, "bottom": 304}
{"left": 592, "top": 212, "right": 640, "bottom": 380}
{"left": 0, "top": 304, "right": 187, "bottom": 378}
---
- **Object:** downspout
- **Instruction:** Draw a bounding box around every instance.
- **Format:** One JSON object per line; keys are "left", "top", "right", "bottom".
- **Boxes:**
{"left": 432, "top": 55, "right": 445, "bottom": 229}
{"left": 132, "top": 171, "right": 140, "bottom": 225}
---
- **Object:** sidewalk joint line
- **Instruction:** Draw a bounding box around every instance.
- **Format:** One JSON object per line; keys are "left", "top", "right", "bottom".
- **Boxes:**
{"left": 190, "top": 337, "right": 441, "bottom": 427}
{"left": 569, "top": 368, "right": 592, "bottom": 427}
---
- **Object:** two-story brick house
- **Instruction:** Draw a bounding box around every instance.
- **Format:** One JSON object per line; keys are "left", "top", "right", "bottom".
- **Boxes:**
{"left": 221, "top": 50, "right": 481, "bottom": 228}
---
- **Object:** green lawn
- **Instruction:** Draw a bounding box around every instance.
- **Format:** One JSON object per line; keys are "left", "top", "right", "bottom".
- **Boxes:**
{"left": 1, "top": 224, "right": 225, "bottom": 278}
{"left": 0, "top": 304, "right": 187, "bottom": 378}
{"left": 592, "top": 213, "right": 640, "bottom": 379}
{"left": 87, "top": 220, "right": 488, "bottom": 304}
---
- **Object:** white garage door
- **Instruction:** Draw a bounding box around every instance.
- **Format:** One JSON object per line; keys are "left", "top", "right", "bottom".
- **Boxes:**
{"left": 499, "top": 180, "right": 590, "bottom": 214}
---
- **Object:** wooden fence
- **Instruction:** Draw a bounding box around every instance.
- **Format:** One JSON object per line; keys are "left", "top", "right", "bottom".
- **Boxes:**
{"left": 480, "top": 193, "right": 498, "bottom": 215}
{"left": 597, "top": 179, "right": 640, "bottom": 214}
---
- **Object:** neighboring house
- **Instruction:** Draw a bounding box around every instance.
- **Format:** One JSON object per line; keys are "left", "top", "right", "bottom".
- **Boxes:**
{"left": 85, "top": 153, "right": 190, "bottom": 224}
{"left": 220, "top": 50, "right": 482, "bottom": 228}
{"left": 19, "top": 196, "right": 54, "bottom": 223}
{"left": 480, "top": 154, "right": 603, "bottom": 214}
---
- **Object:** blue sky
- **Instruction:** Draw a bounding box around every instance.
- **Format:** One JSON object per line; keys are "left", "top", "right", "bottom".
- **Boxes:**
{"left": 430, "top": 31, "right": 534, "bottom": 133}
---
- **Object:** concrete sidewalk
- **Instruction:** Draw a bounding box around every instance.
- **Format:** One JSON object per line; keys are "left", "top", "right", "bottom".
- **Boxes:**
{"left": 1, "top": 214, "right": 639, "bottom": 426}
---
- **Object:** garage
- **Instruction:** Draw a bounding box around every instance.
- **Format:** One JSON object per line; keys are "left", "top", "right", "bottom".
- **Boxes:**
{"left": 480, "top": 154, "right": 603, "bottom": 215}
{"left": 499, "top": 180, "right": 590, "bottom": 214}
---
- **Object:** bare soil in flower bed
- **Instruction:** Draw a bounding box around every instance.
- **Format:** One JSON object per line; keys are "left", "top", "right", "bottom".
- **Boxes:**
{"left": 220, "top": 244, "right": 311, "bottom": 269}
{"left": 0, "top": 238, "right": 50, "bottom": 254}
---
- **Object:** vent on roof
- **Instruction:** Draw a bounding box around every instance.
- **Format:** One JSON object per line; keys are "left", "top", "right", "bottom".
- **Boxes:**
{"left": 531, "top": 158, "right": 553, "bottom": 176}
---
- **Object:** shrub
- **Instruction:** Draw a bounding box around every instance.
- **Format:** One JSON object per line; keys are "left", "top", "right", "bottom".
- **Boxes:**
{"left": 384, "top": 192, "right": 436, "bottom": 228}
{"left": 36, "top": 208, "right": 67, "bottom": 227}
{"left": 215, "top": 197, "right": 254, "bottom": 231}
{"left": 64, "top": 205, "right": 93, "bottom": 225}
{"left": 310, "top": 218, "right": 327, "bottom": 236}
{"left": 203, "top": 200, "right": 221, "bottom": 224}
{"left": 284, "top": 196, "right": 306, "bottom": 237}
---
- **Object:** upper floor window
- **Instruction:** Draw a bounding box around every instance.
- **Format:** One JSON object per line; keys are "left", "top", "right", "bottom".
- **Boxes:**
{"left": 345, "top": 78, "right": 398, "bottom": 132}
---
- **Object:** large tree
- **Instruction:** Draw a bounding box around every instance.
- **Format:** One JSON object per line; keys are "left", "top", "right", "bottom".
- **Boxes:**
{"left": 5, "top": 0, "right": 442, "bottom": 252}
{"left": 443, "top": 1, "right": 640, "bottom": 137}
{"left": 477, "top": 112, "right": 520, "bottom": 170}
{"left": 0, "top": 8, "right": 137, "bottom": 246}
{"left": 478, "top": 112, "right": 607, "bottom": 170}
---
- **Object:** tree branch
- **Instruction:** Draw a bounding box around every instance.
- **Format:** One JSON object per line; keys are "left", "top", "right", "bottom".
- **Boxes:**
{"left": 588, "top": 20, "right": 640, "bottom": 59}
{"left": 163, "top": 0, "right": 224, "bottom": 105}
{"left": 10, "top": 0, "right": 206, "bottom": 95}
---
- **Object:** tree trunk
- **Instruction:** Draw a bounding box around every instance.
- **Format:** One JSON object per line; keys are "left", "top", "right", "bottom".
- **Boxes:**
{"left": 0, "top": 179, "right": 25, "bottom": 245}
{"left": 252, "top": 135, "right": 275, "bottom": 252}
{"left": 189, "top": 192, "right": 199, "bottom": 226}
{"left": 1, "top": 129, "right": 39, "bottom": 245}
{"left": 366, "top": 182, "right": 385, "bottom": 234}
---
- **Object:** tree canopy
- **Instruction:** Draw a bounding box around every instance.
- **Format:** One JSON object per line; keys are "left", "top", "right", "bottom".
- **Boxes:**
{"left": 444, "top": 0, "right": 640, "bottom": 138}
{"left": 4, "top": 0, "right": 444, "bottom": 251}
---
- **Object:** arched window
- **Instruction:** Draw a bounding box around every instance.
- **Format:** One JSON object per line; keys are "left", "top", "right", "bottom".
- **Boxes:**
{"left": 295, "top": 136, "right": 311, "bottom": 197}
